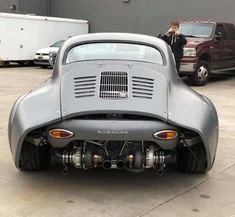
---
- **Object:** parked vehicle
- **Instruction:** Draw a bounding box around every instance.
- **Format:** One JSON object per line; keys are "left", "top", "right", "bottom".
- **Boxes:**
{"left": 34, "top": 40, "right": 65, "bottom": 67}
{"left": 8, "top": 33, "right": 218, "bottom": 175}
{"left": 0, "top": 13, "right": 88, "bottom": 65}
{"left": 179, "top": 21, "right": 235, "bottom": 86}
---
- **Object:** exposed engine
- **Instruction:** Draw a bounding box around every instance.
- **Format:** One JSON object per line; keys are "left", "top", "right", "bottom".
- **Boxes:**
{"left": 53, "top": 140, "right": 175, "bottom": 175}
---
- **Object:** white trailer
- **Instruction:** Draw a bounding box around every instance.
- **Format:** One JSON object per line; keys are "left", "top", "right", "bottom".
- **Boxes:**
{"left": 0, "top": 13, "right": 89, "bottom": 65}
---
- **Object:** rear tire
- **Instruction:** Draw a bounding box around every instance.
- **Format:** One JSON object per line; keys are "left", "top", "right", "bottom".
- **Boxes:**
{"left": 17, "top": 61, "right": 26, "bottom": 66}
{"left": 177, "top": 142, "right": 207, "bottom": 173}
{"left": 19, "top": 141, "right": 51, "bottom": 171}
{"left": 191, "top": 60, "right": 210, "bottom": 86}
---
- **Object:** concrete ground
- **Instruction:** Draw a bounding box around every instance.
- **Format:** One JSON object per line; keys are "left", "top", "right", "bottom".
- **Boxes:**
{"left": 0, "top": 66, "right": 235, "bottom": 217}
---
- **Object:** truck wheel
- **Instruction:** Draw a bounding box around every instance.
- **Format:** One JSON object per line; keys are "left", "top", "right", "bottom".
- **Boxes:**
{"left": 17, "top": 61, "right": 26, "bottom": 66}
{"left": 192, "top": 60, "right": 210, "bottom": 86}
{"left": 0, "top": 61, "right": 9, "bottom": 66}
{"left": 177, "top": 142, "right": 207, "bottom": 173}
{"left": 19, "top": 140, "right": 51, "bottom": 171}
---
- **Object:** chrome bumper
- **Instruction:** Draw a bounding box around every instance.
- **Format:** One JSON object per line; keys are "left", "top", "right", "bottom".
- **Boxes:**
{"left": 34, "top": 60, "right": 50, "bottom": 66}
{"left": 180, "top": 62, "right": 196, "bottom": 75}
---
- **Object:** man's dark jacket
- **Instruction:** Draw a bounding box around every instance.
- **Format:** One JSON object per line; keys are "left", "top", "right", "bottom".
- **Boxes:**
{"left": 162, "top": 33, "right": 187, "bottom": 60}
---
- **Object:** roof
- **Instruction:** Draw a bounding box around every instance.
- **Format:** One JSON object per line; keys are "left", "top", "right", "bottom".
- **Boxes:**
{"left": 62, "top": 32, "right": 170, "bottom": 54}
{"left": 0, "top": 12, "right": 88, "bottom": 24}
{"left": 181, "top": 20, "right": 234, "bottom": 25}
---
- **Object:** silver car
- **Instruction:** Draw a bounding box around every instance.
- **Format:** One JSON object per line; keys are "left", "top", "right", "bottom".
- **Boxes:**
{"left": 8, "top": 33, "right": 219, "bottom": 175}
{"left": 34, "top": 40, "right": 65, "bottom": 67}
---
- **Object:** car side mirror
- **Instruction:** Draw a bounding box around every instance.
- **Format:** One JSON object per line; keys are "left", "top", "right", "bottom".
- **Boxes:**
{"left": 215, "top": 32, "right": 222, "bottom": 41}
{"left": 49, "top": 52, "right": 57, "bottom": 67}
{"left": 156, "top": 33, "right": 162, "bottom": 38}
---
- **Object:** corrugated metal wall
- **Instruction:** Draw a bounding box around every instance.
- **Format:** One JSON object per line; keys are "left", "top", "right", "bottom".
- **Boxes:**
{"left": 50, "top": 0, "right": 235, "bottom": 36}
{"left": 1, "top": 0, "right": 235, "bottom": 35}
{"left": 18, "top": 0, "right": 49, "bottom": 15}
{"left": 0, "top": 0, "right": 17, "bottom": 13}
{"left": 0, "top": 0, "right": 49, "bottom": 15}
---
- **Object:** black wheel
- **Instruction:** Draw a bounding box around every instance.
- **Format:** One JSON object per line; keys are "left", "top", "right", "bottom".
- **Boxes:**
{"left": 191, "top": 60, "right": 210, "bottom": 86}
{"left": 84, "top": 150, "right": 93, "bottom": 169}
{"left": 17, "top": 61, "right": 26, "bottom": 66}
{"left": 177, "top": 142, "right": 207, "bottom": 173}
{"left": 133, "top": 151, "right": 142, "bottom": 169}
{"left": 19, "top": 140, "right": 51, "bottom": 171}
{"left": 0, "top": 61, "right": 9, "bottom": 66}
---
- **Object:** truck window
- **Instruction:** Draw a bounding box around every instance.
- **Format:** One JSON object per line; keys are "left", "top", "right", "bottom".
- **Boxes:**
{"left": 226, "top": 24, "right": 235, "bottom": 40}
{"left": 179, "top": 23, "right": 214, "bottom": 38}
{"left": 215, "top": 25, "right": 227, "bottom": 40}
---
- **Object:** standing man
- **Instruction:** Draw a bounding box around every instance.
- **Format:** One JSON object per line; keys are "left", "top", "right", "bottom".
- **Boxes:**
{"left": 162, "top": 20, "right": 187, "bottom": 72}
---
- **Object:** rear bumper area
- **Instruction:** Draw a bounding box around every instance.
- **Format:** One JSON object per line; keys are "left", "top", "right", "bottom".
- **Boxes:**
{"left": 46, "top": 119, "right": 179, "bottom": 150}
{"left": 34, "top": 60, "right": 50, "bottom": 66}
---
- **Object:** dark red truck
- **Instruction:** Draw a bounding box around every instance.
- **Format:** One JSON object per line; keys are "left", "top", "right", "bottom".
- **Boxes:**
{"left": 179, "top": 21, "right": 235, "bottom": 85}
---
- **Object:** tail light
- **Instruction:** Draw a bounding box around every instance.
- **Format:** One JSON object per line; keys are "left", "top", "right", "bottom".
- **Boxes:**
{"left": 49, "top": 129, "right": 74, "bottom": 139}
{"left": 153, "top": 130, "right": 178, "bottom": 140}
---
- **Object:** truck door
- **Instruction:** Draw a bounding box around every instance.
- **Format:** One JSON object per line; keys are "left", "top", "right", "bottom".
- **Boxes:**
{"left": 211, "top": 24, "right": 229, "bottom": 69}
{"left": 210, "top": 24, "right": 227, "bottom": 70}
{"left": 225, "top": 24, "right": 235, "bottom": 68}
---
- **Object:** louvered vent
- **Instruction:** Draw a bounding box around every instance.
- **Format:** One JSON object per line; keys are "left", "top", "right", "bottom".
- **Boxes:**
{"left": 99, "top": 71, "right": 128, "bottom": 99}
{"left": 74, "top": 76, "right": 96, "bottom": 98}
{"left": 132, "top": 76, "right": 154, "bottom": 99}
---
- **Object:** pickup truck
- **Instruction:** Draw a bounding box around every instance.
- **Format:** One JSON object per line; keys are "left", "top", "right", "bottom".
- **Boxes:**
{"left": 179, "top": 21, "right": 235, "bottom": 86}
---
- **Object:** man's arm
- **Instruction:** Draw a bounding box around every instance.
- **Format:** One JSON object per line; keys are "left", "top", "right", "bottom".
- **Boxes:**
{"left": 180, "top": 34, "right": 187, "bottom": 45}
{"left": 161, "top": 34, "right": 170, "bottom": 45}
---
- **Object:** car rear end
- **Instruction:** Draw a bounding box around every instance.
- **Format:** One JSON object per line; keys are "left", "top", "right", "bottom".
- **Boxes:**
{"left": 46, "top": 59, "right": 180, "bottom": 173}
{"left": 34, "top": 50, "right": 50, "bottom": 66}
{"left": 12, "top": 34, "right": 216, "bottom": 175}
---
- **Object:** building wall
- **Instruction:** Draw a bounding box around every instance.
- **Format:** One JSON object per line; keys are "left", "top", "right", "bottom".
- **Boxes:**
{"left": 18, "top": 0, "right": 49, "bottom": 15}
{"left": 0, "top": 0, "right": 17, "bottom": 13}
{"left": 0, "top": 0, "right": 49, "bottom": 15}
{"left": 50, "top": 0, "right": 235, "bottom": 36}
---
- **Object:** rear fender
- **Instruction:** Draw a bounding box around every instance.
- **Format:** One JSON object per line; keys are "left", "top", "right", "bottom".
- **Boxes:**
{"left": 8, "top": 78, "right": 61, "bottom": 168}
{"left": 168, "top": 82, "right": 219, "bottom": 171}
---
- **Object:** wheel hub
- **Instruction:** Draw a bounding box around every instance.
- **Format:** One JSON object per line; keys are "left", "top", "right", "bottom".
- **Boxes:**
{"left": 198, "top": 66, "right": 208, "bottom": 81}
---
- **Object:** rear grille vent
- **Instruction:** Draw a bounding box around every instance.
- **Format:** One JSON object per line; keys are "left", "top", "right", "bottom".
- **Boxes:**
{"left": 99, "top": 71, "right": 128, "bottom": 99}
{"left": 132, "top": 76, "right": 154, "bottom": 99}
{"left": 73, "top": 113, "right": 156, "bottom": 120}
{"left": 74, "top": 76, "right": 96, "bottom": 98}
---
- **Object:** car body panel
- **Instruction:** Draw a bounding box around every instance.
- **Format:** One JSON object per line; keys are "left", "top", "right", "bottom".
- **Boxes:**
{"left": 8, "top": 78, "right": 61, "bottom": 165}
{"left": 46, "top": 119, "right": 179, "bottom": 150}
{"left": 167, "top": 82, "right": 219, "bottom": 169}
{"left": 60, "top": 61, "right": 168, "bottom": 121}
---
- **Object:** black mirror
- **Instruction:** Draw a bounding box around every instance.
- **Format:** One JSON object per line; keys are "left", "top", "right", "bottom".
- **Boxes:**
{"left": 215, "top": 32, "right": 222, "bottom": 41}
{"left": 49, "top": 52, "right": 57, "bottom": 67}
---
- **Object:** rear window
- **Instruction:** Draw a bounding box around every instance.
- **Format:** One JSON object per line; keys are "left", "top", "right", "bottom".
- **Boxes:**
{"left": 226, "top": 24, "right": 235, "bottom": 40}
{"left": 51, "top": 40, "right": 65, "bottom": 47}
{"left": 65, "top": 43, "right": 163, "bottom": 65}
{"left": 215, "top": 25, "right": 227, "bottom": 40}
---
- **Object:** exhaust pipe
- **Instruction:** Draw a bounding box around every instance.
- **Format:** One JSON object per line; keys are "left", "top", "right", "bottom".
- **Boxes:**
{"left": 156, "top": 165, "right": 164, "bottom": 176}
{"left": 116, "top": 160, "right": 125, "bottom": 169}
{"left": 103, "top": 160, "right": 112, "bottom": 170}
{"left": 61, "top": 165, "right": 69, "bottom": 175}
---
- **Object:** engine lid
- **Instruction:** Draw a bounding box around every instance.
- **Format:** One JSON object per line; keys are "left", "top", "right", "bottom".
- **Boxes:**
{"left": 60, "top": 61, "right": 168, "bottom": 120}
